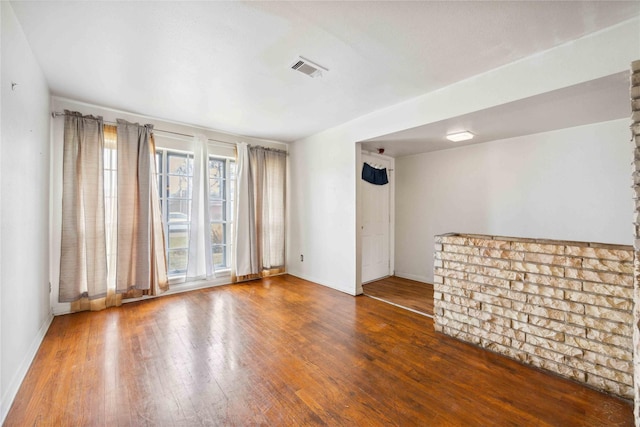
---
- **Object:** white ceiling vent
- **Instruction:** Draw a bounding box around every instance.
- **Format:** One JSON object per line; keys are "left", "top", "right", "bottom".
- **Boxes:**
{"left": 291, "top": 56, "right": 328, "bottom": 78}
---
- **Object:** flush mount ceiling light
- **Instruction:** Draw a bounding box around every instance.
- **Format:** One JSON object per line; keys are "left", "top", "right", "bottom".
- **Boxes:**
{"left": 291, "top": 56, "right": 329, "bottom": 78}
{"left": 446, "top": 131, "right": 474, "bottom": 142}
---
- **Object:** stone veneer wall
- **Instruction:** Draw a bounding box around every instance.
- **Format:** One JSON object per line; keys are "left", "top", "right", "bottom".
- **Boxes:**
{"left": 433, "top": 233, "right": 634, "bottom": 398}
{"left": 631, "top": 60, "right": 640, "bottom": 425}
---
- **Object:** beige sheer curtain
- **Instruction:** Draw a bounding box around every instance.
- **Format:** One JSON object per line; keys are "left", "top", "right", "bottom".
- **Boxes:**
{"left": 60, "top": 114, "right": 167, "bottom": 311}
{"left": 116, "top": 119, "right": 168, "bottom": 297}
{"left": 59, "top": 111, "right": 110, "bottom": 308}
{"left": 233, "top": 143, "right": 286, "bottom": 281}
{"left": 70, "top": 125, "right": 122, "bottom": 311}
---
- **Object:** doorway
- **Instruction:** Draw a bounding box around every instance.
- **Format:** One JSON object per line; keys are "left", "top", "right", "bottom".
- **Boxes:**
{"left": 360, "top": 152, "right": 392, "bottom": 283}
{"left": 359, "top": 150, "right": 433, "bottom": 317}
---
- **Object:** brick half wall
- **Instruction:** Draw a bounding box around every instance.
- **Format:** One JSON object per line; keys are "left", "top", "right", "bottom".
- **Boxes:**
{"left": 630, "top": 59, "right": 640, "bottom": 424}
{"left": 433, "top": 233, "right": 633, "bottom": 398}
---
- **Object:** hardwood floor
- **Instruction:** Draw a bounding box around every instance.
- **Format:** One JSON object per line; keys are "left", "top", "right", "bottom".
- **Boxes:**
{"left": 363, "top": 276, "right": 434, "bottom": 316}
{"left": 4, "top": 275, "right": 632, "bottom": 426}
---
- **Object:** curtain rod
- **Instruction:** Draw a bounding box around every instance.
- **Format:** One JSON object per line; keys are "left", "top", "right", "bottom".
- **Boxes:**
{"left": 51, "top": 111, "right": 289, "bottom": 155}
{"left": 51, "top": 111, "right": 235, "bottom": 147}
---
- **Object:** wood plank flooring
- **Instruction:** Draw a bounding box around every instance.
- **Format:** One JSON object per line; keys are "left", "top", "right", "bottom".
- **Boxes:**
{"left": 363, "top": 276, "right": 434, "bottom": 316}
{"left": 4, "top": 275, "right": 632, "bottom": 426}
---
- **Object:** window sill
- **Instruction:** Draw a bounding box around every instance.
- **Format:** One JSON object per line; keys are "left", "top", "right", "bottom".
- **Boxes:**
{"left": 123, "top": 272, "right": 234, "bottom": 305}
{"left": 166, "top": 269, "right": 232, "bottom": 291}
{"left": 168, "top": 268, "right": 231, "bottom": 285}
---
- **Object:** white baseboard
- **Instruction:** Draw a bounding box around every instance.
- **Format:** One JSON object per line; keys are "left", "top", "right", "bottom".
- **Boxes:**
{"left": 287, "top": 272, "right": 357, "bottom": 296}
{"left": 1, "top": 313, "right": 54, "bottom": 424}
{"left": 394, "top": 272, "right": 432, "bottom": 284}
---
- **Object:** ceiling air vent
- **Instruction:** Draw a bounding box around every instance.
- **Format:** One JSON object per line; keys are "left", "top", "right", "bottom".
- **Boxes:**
{"left": 291, "top": 56, "right": 328, "bottom": 78}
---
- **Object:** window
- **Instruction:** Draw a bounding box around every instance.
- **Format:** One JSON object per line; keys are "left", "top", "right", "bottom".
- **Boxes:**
{"left": 156, "top": 148, "right": 235, "bottom": 277}
{"left": 103, "top": 125, "right": 118, "bottom": 276}
{"left": 208, "top": 158, "right": 235, "bottom": 269}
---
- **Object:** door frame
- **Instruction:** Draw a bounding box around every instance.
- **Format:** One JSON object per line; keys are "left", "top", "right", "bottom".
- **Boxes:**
{"left": 356, "top": 144, "right": 395, "bottom": 294}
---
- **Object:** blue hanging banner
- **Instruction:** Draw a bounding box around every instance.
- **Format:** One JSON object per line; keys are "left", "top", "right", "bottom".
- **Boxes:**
{"left": 362, "top": 162, "right": 388, "bottom": 185}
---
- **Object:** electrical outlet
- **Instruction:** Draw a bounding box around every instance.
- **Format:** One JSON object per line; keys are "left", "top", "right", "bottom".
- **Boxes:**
{"left": 300, "top": 254, "right": 304, "bottom": 262}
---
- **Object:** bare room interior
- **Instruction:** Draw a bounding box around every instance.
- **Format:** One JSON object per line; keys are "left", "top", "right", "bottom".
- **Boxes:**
{"left": 2, "top": 1, "right": 640, "bottom": 425}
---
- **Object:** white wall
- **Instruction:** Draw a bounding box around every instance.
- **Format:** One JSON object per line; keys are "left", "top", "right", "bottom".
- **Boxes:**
{"left": 287, "top": 131, "right": 359, "bottom": 294}
{"left": 0, "top": 2, "right": 52, "bottom": 422}
{"left": 394, "top": 119, "right": 633, "bottom": 283}
{"left": 287, "top": 19, "right": 639, "bottom": 295}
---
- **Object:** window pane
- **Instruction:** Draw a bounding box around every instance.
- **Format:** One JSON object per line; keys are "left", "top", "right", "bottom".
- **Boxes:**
{"left": 104, "top": 170, "right": 112, "bottom": 195}
{"left": 209, "top": 178, "right": 223, "bottom": 199}
{"left": 209, "top": 200, "right": 224, "bottom": 221}
{"left": 168, "top": 199, "right": 190, "bottom": 218}
{"left": 210, "top": 223, "right": 223, "bottom": 245}
{"left": 229, "top": 162, "right": 236, "bottom": 179}
{"left": 105, "top": 149, "right": 117, "bottom": 171}
{"left": 104, "top": 148, "right": 111, "bottom": 169}
{"left": 156, "top": 152, "right": 163, "bottom": 199}
{"left": 209, "top": 159, "right": 224, "bottom": 178}
{"left": 168, "top": 154, "right": 191, "bottom": 175}
{"left": 168, "top": 249, "right": 187, "bottom": 274}
{"left": 103, "top": 149, "right": 113, "bottom": 170}
{"left": 169, "top": 210, "right": 190, "bottom": 223}
{"left": 168, "top": 224, "right": 189, "bottom": 249}
{"left": 212, "top": 244, "right": 225, "bottom": 267}
{"left": 168, "top": 175, "right": 190, "bottom": 198}
{"left": 229, "top": 178, "right": 235, "bottom": 220}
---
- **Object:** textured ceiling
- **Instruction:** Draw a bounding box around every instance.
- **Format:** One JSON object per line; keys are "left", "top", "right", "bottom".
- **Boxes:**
{"left": 9, "top": 1, "right": 640, "bottom": 143}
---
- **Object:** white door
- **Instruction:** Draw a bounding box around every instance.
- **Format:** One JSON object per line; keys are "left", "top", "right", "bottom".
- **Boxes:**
{"left": 361, "top": 153, "right": 391, "bottom": 283}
